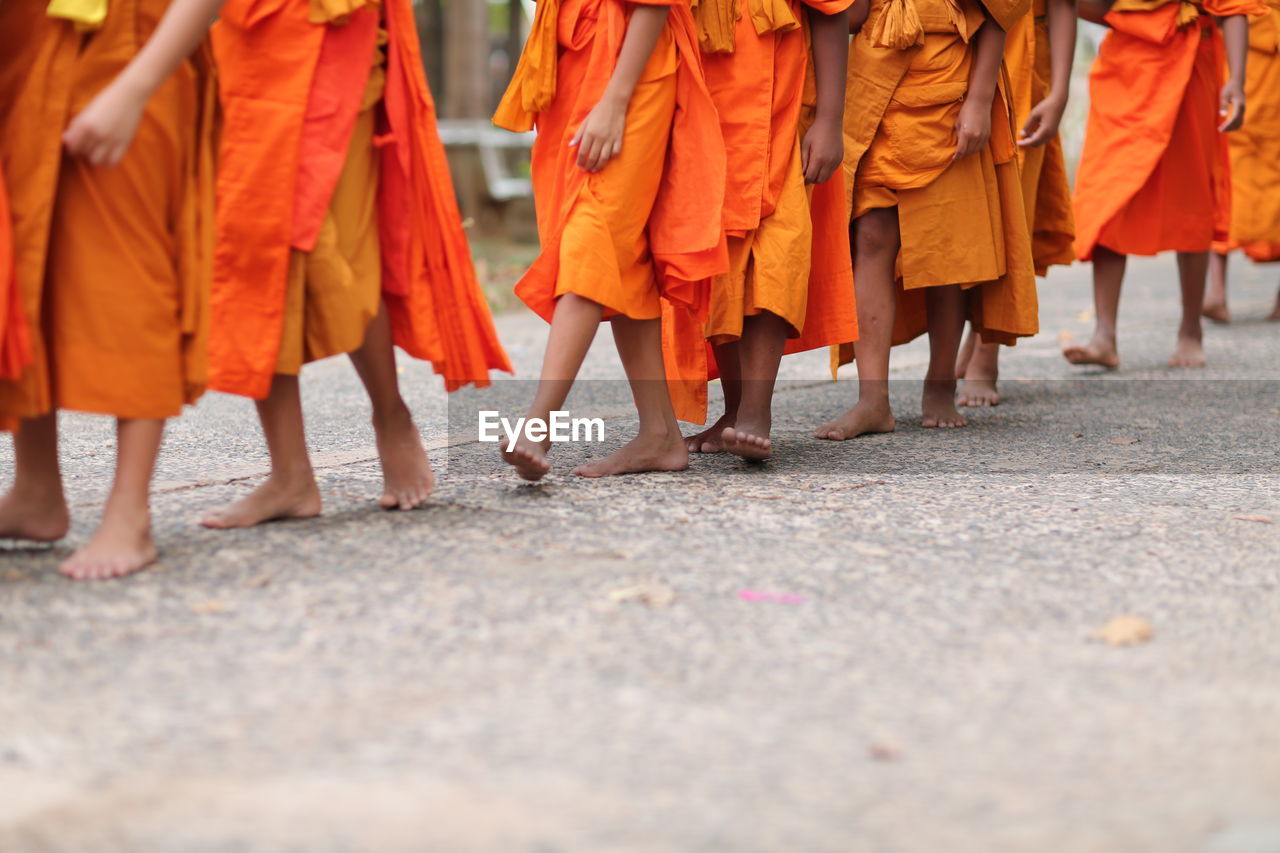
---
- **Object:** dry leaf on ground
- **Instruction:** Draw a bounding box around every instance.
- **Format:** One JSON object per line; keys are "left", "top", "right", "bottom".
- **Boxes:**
{"left": 190, "top": 599, "right": 230, "bottom": 615}
{"left": 608, "top": 582, "right": 676, "bottom": 609}
{"left": 1092, "top": 615, "right": 1154, "bottom": 646}
{"left": 1234, "top": 515, "right": 1274, "bottom": 525}
{"left": 1108, "top": 437, "right": 1139, "bottom": 445}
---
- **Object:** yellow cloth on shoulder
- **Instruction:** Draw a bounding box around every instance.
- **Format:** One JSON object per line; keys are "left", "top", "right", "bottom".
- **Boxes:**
{"left": 46, "top": 0, "right": 107, "bottom": 30}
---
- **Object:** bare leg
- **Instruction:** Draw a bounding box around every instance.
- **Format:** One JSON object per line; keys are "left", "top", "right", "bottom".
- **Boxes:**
{"left": 921, "top": 284, "right": 968, "bottom": 428}
{"left": 721, "top": 311, "right": 787, "bottom": 461}
{"left": 1270, "top": 284, "right": 1280, "bottom": 322}
{"left": 504, "top": 293, "right": 603, "bottom": 480}
{"left": 1063, "top": 245, "right": 1123, "bottom": 368}
{"left": 957, "top": 338, "right": 1001, "bottom": 407}
{"left": 1170, "top": 250, "right": 1207, "bottom": 367}
{"left": 1203, "top": 251, "right": 1230, "bottom": 323}
{"left": 815, "top": 213, "right": 897, "bottom": 440}
{"left": 60, "top": 418, "right": 164, "bottom": 580}
{"left": 0, "top": 414, "right": 70, "bottom": 542}
{"left": 348, "top": 304, "right": 434, "bottom": 509}
{"left": 956, "top": 325, "right": 977, "bottom": 379}
{"left": 201, "top": 374, "right": 322, "bottom": 528}
{"left": 574, "top": 315, "right": 687, "bottom": 477}
{"left": 685, "top": 341, "right": 740, "bottom": 454}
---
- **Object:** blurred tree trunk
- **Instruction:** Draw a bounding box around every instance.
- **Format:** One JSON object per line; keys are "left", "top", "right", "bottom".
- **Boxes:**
{"left": 415, "top": 0, "right": 445, "bottom": 105}
{"left": 445, "top": 0, "right": 490, "bottom": 119}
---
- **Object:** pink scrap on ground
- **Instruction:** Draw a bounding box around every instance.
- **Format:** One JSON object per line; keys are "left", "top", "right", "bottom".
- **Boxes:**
{"left": 738, "top": 589, "right": 808, "bottom": 604}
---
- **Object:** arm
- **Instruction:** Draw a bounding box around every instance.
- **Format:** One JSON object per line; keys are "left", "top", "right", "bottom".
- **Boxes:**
{"left": 802, "top": 5, "right": 850, "bottom": 183}
{"left": 63, "top": 0, "right": 225, "bottom": 166}
{"left": 1019, "top": 0, "right": 1077, "bottom": 147}
{"left": 1218, "top": 14, "right": 1247, "bottom": 131}
{"left": 1077, "top": 0, "right": 1111, "bottom": 25}
{"left": 955, "top": 12, "right": 1006, "bottom": 160}
{"left": 570, "top": 4, "right": 670, "bottom": 173}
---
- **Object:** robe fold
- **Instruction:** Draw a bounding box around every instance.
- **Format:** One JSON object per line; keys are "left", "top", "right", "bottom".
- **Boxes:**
{"left": 660, "top": 0, "right": 858, "bottom": 416}
{"left": 1004, "top": 0, "right": 1074, "bottom": 273}
{"left": 1072, "top": 0, "right": 1268, "bottom": 261}
{"left": 1215, "top": 8, "right": 1280, "bottom": 262}
{"left": 834, "top": 0, "right": 1037, "bottom": 365}
{"left": 495, "top": 0, "right": 729, "bottom": 424}
{"left": 0, "top": 169, "right": 31, "bottom": 389}
{"left": 211, "top": 0, "right": 511, "bottom": 400}
{"left": 0, "top": 0, "right": 215, "bottom": 428}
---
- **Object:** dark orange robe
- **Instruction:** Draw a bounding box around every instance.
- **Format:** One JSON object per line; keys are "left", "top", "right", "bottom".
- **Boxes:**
{"left": 1073, "top": 0, "right": 1267, "bottom": 261}
{"left": 0, "top": 0, "right": 214, "bottom": 428}
{"left": 664, "top": 0, "right": 857, "bottom": 409}
{"left": 0, "top": 168, "right": 30, "bottom": 387}
{"left": 834, "top": 0, "right": 1038, "bottom": 364}
{"left": 495, "top": 0, "right": 729, "bottom": 423}
{"left": 1003, "top": 0, "right": 1074, "bottom": 273}
{"left": 211, "top": 0, "right": 511, "bottom": 399}
{"left": 1216, "top": 8, "right": 1280, "bottom": 261}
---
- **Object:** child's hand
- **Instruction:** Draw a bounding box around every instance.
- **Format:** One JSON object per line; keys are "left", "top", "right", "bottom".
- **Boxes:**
{"left": 1018, "top": 94, "right": 1066, "bottom": 148}
{"left": 571, "top": 95, "right": 627, "bottom": 173}
{"left": 953, "top": 97, "right": 991, "bottom": 160}
{"left": 63, "top": 80, "right": 148, "bottom": 167}
{"left": 1219, "top": 79, "right": 1245, "bottom": 132}
{"left": 801, "top": 117, "right": 844, "bottom": 184}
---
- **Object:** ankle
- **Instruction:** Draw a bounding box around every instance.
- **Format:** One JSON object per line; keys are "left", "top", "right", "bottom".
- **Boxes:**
{"left": 371, "top": 400, "right": 414, "bottom": 431}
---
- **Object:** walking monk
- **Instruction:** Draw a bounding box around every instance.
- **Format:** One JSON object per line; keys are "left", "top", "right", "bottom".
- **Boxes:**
{"left": 1066, "top": 0, "right": 1259, "bottom": 370}
{"left": 493, "top": 0, "right": 728, "bottom": 479}
{"left": 1204, "top": 5, "right": 1280, "bottom": 323}
{"left": 0, "top": 0, "right": 219, "bottom": 579}
{"left": 957, "top": 0, "right": 1076, "bottom": 406}
{"left": 678, "top": 0, "right": 857, "bottom": 461}
{"left": 816, "top": 0, "right": 1038, "bottom": 438}
{"left": 201, "top": 0, "right": 511, "bottom": 527}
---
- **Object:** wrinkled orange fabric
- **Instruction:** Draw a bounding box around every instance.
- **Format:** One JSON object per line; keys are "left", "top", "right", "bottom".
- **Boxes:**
{"left": 663, "top": 0, "right": 856, "bottom": 407}
{"left": 211, "top": 0, "right": 511, "bottom": 400}
{"left": 0, "top": 168, "right": 31, "bottom": 386}
{"left": 1073, "top": 0, "right": 1267, "bottom": 260}
{"left": 833, "top": 0, "right": 1037, "bottom": 364}
{"left": 1003, "top": 0, "right": 1073, "bottom": 273}
{"left": 495, "top": 0, "right": 729, "bottom": 423}
{"left": 1215, "top": 9, "right": 1280, "bottom": 261}
{"left": 0, "top": 0, "right": 214, "bottom": 430}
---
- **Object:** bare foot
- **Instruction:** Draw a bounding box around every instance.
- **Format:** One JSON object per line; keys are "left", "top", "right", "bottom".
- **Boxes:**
{"left": 502, "top": 436, "right": 551, "bottom": 482}
{"left": 1062, "top": 337, "right": 1120, "bottom": 369}
{"left": 59, "top": 513, "right": 157, "bottom": 581}
{"left": 921, "top": 380, "right": 967, "bottom": 428}
{"left": 722, "top": 425, "right": 771, "bottom": 461}
{"left": 813, "top": 401, "right": 895, "bottom": 440}
{"left": 374, "top": 407, "right": 434, "bottom": 510}
{"left": 201, "top": 475, "right": 322, "bottom": 529}
{"left": 1168, "top": 335, "right": 1205, "bottom": 368}
{"left": 957, "top": 377, "right": 1000, "bottom": 407}
{"left": 684, "top": 412, "right": 733, "bottom": 453}
{"left": 1202, "top": 300, "right": 1230, "bottom": 324}
{"left": 573, "top": 431, "right": 688, "bottom": 478}
{"left": 0, "top": 489, "right": 70, "bottom": 542}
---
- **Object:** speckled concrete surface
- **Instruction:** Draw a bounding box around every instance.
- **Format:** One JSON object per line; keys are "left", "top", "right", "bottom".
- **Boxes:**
{"left": 1, "top": 256, "right": 1278, "bottom": 852}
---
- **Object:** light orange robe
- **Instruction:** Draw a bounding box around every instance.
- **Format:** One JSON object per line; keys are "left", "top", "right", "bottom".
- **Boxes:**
{"left": 211, "top": 0, "right": 511, "bottom": 399}
{"left": 835, "top": 0, "right": 1038, "bottom": 360}
{"left": 1073, "top": 0, "right": 1267, "bottom": 261}
{"left": 0, "top": 0, "right": 214, "bottom": 428}
{"left": 1003, "top": 0, "right": 1074, "bottom": 273}
{"left": 495, "top": 0, "right": 729, "bottom": 423}
{"left": 0, "top": 168, "right": 31, "bottom": 388}
{"left": 1216, "top": 9, "right": 1280, "bottom": 261}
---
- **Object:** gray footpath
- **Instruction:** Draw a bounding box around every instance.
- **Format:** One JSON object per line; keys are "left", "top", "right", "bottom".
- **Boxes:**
{"left": 1, "top": 256, "right": 1278, "bottom": 852}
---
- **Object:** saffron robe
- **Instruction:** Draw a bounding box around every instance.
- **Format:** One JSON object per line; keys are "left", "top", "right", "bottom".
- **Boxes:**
{"left": 211, "top": 0, "right": 511, "bottom": 399}
{"left": 495, "top": 0, "right": 729, "bottom": 423}
{"left": 0, "top": 0, "right": 214, "bottom": 428}
{"left": 1073, "top": 0, "right": 1267, "bottom": 260}
{"left": 0, "top": 168, "right": 30, "bottom": 387}
{"left": 835, "top": 0, "right": 1038, "bottom": 363}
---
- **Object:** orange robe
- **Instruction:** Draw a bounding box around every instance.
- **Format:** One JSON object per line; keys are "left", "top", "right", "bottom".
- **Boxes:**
{"left": 0, "top": 0, "right": 214, "bottom": 429}
{"left": 0, "top": 168, "right": 31, "bottom": 387}
{"left": 836, "top": 0, "right": 1038, "bottom": 361}
{"left": 211, "top": 0, "right": 511, "bottom": 399}
{"left": 1003, "top": 0, "right": 1074, "bottom": 273}
{"left": 1073, "top": 0, "right": 1267, "bottom": 261}
{"left": 1216, "top": 8, "right": 1280, "bottom": 261}
{"left": 495, "top": 0, "right": 729, "bottom": 423}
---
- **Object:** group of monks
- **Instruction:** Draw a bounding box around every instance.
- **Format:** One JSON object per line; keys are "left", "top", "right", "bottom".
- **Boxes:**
{"left": 0, "top": 0, "right": 1277, "bottom": 580}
